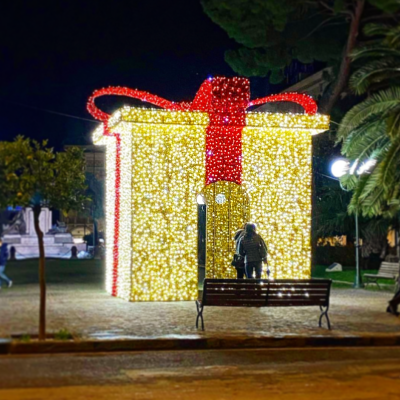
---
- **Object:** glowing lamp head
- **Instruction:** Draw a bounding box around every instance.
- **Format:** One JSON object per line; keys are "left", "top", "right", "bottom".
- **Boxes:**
{"left": 331, "top": 159, "right": 350, "bottom": 178}
{"left": 196, "top": 194, "right": 206, "bottom": 205}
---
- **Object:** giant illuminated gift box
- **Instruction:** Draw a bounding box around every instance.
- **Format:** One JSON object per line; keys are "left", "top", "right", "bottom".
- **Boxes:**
{"left": 88, "top": 77, "right": 329, "bottom": 301}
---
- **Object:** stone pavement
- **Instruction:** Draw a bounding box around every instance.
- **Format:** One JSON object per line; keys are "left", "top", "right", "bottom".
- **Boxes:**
{"left": 0, "top": 283, "right": 399, "bottom": 339}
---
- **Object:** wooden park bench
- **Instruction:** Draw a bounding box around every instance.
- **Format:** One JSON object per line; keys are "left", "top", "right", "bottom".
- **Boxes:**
{"left": 364, "top": 262, "right": 399, "bottom": 289}
{"left": 195, "top": 278, "right": 332, "bottom": 331}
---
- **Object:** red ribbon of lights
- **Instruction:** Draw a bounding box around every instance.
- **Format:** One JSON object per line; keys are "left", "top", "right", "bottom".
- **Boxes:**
{"left": 87, "top": 77, "right": 318, "bottom": 296}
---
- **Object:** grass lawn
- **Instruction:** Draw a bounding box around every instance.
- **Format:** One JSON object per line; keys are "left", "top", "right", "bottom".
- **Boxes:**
{"left": 2, "top": 259, "right": 396, "bottom": 292}
{"left": 4, "top": 258, "right": 105, "bottom": 285}
{"left": 312, "top": 264, "right": 396, "bottom": 291}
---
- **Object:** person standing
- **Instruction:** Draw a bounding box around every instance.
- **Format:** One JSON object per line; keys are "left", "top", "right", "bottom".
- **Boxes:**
{"left": 387, "top": 275, "right": 400, "bottom": 316}
{"left": 239, "top": 223, "right": 267, "bottom": 279}
{"left": 0, "top": 239, "right": 12, "bottom": 288}
{"left": 233, "top": 223, "right": 247, "bottom": 279}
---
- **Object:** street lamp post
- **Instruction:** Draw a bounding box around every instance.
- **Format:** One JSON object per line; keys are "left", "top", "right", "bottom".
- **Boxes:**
{"left": 331, "top": 158, "right": 366, "bottom": 289}
{"left": 354, "top": 209, "right": 362, "bottom": 288}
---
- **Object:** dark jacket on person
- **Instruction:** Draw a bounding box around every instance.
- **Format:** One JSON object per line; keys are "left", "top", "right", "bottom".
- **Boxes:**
{"left": 233, "top": 229, "right": 245, "bottom": 269}
{"left": 0, "top": 243, "right": 9, "bottom": 266}
{"left": 238, "top": 233, "right": 267, "bottom": 264}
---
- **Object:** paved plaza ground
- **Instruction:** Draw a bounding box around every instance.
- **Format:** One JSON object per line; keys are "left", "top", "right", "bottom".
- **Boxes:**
{"left": 2, "top": 348, "right": 400, "bottom": 399}
{"left": 0, "top": 259, "right": 399, "bottom": 339}
{"left": 1, "top": 282, "right": 400, "bottom": 339}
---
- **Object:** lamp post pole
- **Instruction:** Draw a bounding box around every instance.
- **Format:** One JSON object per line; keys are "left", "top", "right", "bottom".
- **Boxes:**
{"left": 354, "top": 208, "right": 363, "bottom": 288}
{"left": 93, "top": 148, "right": 96, "bottom": 247}
{"left": 331, "top": 158, "right": 368, "bottom": 289}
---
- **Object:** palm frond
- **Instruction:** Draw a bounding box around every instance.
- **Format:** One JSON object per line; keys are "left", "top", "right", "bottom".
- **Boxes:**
{"left": 385, "top": 184, "right": 400, "bottom": 217}
{"left": 340, "top": 173, "right": 358, "bottom": 191}
{"left": 385, "top": 25, "right": 400, "bottom": 48}
{"left": 347, "top": 151, "right": 388, "bottom": 217}
{"left": 360, "top": 186, "right": 387, "bottom": 217}
{"left": 387, "top": 181, "right": 400, "bottom": 208}
{"left": 348, "top": 174, "right": 371, "bottom": 214}
{"left": 349, "top": 59, "right": 400, "bottom": 94}
{"left": 363, "top": 23, "right": 394, "bottom": 38}
{"left": 357, "top": 154, "right": 386, "bottom": 202}
{"left": 351, "top": 45, "right": 400, "bottom": 61}
{"left": 341, "top": 118, "right": 388, "bottom": 159}
{"left": 380, "top": 134, "right": 400, "bottom": 189}
{"left": 387, "top": 108, "right": 400, "bottom": 138}
{"left": 337, "top": 87, "right": 400, "bottom": 141}
{"left": 349, "top": 133, "right": 400, "bottom": 218}
{"left": 351, "top": 140, "right": 399, "bottom": 217}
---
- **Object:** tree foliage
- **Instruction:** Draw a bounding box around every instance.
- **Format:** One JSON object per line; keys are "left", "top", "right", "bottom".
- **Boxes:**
{"left": 202, "top": 0, "right": 398, "bottom": 75}
{"left": 202, "top": 0, "right": 400, "bottom": 111}
{"left": 202, "top": 0, "right": 347, "bottom": 78}
{"left": 0, "top": 136, "right": 87, "bottom": 340}
{"left": 349, "top": 23, "right": 400, "bottom": 93}
{"left": 0, "top": 137, "right": 87, "bottom": 212}
{"left": 314, "top": 182, "right": 353, "bottom": 239}
{"left": 337, "top": 24, "right": 400, "bottom": 218}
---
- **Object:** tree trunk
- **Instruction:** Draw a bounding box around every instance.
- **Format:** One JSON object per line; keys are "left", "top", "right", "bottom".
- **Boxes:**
{"left": 321, "top": 0, "right": 365, "bottom": 113}
{"left": 33, "top": 205, "right": 46, "bottom": 341}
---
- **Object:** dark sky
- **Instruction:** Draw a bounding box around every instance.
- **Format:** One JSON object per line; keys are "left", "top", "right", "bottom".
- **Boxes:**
{"left": 0, "top": 1, "right": 271, "bottom": 148}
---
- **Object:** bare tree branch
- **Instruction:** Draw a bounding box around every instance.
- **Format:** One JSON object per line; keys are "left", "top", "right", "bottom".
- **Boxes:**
{"left": 317, "top": 0, "right": 354, "bottom": 17}
{"left": 299, "top": 17, "right": 347, "bottom": 42}
{"left": 319, "top": 0, "right": 335, "bottom": 13}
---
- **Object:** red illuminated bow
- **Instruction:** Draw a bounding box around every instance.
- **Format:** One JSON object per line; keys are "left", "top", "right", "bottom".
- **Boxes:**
{"left": 88, "top": 77, "right": 317, "bottom": 122}
{"left": 87, "top": 77, "right": 317, "bottom": 186}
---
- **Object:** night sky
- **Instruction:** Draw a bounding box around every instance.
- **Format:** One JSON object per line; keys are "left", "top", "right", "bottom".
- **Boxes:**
{"left": 0, "top": 1, "right": 273, "bottom": 148}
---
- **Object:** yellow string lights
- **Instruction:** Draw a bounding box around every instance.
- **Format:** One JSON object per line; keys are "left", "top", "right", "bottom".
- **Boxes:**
{"left": 92, "top": 107, "right": 329, "bottom": 301}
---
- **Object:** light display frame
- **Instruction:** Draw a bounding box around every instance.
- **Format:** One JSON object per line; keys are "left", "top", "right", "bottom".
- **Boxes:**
{"left": 89, "top": 77, "right": 329, "bottom": 301}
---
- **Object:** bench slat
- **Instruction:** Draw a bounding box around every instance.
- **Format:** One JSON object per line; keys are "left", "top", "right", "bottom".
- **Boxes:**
{"left": 206, "top": 302, "right": 266, "bottom": 307}
{"left": 206, "top": 299, "right": 327, "bottom": 307}
{"left": 205, "top": 283, "right": 330, "bottom": 290}
{"left": 379, "top": 266, "right": 399, "bottom": 272}
{"left": 266, "top": 300, "right": 327, "bottom": 306}
{"left": 381, "top": 262, "right": 398, "bottom": 268}
{"left": 206, "top": 287, "right": 329, "bottom": 293}
{"left": 207, "top": 292, "right": 326, "bottom": 298}
{"left": 204, "top": 279, "right": 331, "bottom": 283}
{"left": 205, "top": 279, "right": 331, "bottom": 282}
{"left": 206, "top": 292, "right": 328, "bottom": 298}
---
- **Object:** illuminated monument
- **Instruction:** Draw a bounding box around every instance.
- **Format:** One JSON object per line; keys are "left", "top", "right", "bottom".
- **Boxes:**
{"left": 88, "top": 77, "right": 329, "bottom": 301}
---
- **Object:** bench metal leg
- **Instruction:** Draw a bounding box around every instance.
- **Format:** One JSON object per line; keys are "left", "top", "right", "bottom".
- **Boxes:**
{"left": 371, "top": 278, "right": 381, "bottom": 290}
{"left": 365, "top": 277, "right": 380, "bottom": 290}
{"left": 195, "top": 301, "right": 204, "bottom": 331}
{"left": 319, "top": 305, "right": 331, "bottom": 330}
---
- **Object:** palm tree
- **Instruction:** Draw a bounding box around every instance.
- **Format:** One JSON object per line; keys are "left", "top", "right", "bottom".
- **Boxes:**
{"left": 337, "top": 23, "right": 400, "bottom": 219}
